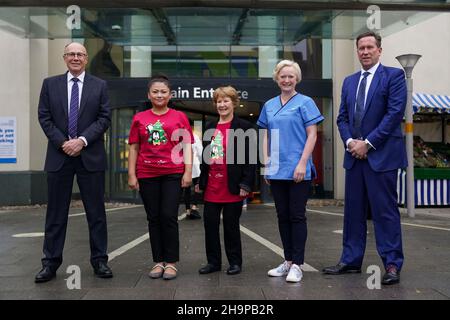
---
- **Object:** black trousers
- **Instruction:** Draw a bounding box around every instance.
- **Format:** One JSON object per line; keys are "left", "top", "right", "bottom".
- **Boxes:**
{"left": 42, "top": 156, "right": 108, "bottom": 271}
{"left": 270, "top": 180, "right": 311, "bottom": 265}
{"left": 139, "top": 174, "right": 182, "bottom": 263}
{"left": 182, "top": 177, "right": 200, "bottom": 210}
{"left": 203, "top": 201, "right": 243, "bottom": 267}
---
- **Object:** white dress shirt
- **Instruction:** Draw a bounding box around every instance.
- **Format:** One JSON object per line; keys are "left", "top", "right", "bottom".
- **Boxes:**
{"left": 346, "top": 62, "right": 380, "bottom": 150}
{"left": 67, "top": 71, "right": 87, "bottom": 146}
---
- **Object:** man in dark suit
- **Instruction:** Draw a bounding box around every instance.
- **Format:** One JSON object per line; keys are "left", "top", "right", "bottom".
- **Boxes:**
{"left": 323, "top": 32, "right": 407, "bottom": 285}
{"left": 36, "top": 42, "right": 113, "bottom": 282}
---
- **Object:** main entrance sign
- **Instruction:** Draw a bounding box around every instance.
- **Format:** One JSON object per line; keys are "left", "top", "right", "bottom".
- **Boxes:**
{"left": 107, "top": 77, "right": 332, "bottom": 108}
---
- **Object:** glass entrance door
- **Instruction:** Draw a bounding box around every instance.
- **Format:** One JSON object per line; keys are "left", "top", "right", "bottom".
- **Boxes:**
{"left": 108, "top": 107, "right": 139, "bottom": 202}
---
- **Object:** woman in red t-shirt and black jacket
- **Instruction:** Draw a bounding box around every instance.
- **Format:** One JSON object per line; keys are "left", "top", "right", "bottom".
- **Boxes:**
{"left": 128, "top": 74, "right": 193, "bottom": 280}
{"left": 196, "top": 86, "right": 256, "bottom": 276}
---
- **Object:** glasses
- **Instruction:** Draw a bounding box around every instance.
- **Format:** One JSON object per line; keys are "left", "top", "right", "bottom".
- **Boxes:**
{"left": 64, "top": 52, "right": 87, "bottom": 58}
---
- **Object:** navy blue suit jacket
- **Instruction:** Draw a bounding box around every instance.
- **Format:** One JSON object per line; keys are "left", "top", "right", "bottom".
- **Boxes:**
{"left": 337, "top": 64, "right": 407, "bottom": 172}
{"left": 38, "top": 72, "right": 111, "bottom": 172}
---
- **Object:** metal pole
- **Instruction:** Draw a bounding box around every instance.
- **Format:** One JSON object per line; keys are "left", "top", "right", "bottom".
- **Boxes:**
{"left": 405, "top": 78, "right": 415, "bottom": 218}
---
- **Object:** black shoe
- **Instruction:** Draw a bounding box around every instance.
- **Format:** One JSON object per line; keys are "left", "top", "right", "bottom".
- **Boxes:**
{"left": 382, "top": 265, "right": 400, "bottom": 285}
{"left": 199, "top": 264, "right": 221, "bottom": 274}
{"left": 35, "top": 266, "right": 56, "bottom": 283}
{"left": 93, "top": 261, "right": 113, "bottom": 278}
{"left": 226, "top": 265, "right": 241, "bottom": 275}
{"left": 322, "top": 262, "right": 361, "bottom": 275}
{"left": 189, "top": 210, "right": 201, "bottom": 220}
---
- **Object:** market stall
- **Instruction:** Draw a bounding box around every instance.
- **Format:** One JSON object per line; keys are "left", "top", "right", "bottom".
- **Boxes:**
{"left": 397, "top": 93, "right": 450, "bottom": 206}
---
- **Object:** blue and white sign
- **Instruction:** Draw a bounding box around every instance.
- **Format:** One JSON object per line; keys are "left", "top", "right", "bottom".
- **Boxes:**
{"left": 0, "top": 117, "right": 17, "bottom": 163}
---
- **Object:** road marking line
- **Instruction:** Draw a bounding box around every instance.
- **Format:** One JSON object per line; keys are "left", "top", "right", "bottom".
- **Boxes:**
{"left": 108, "top": 213, "right": 188, "bottom": 260}
{"left": 306, "top": 208, "right": 344, "bottom": 217}
{"left": 307, "top": 209, "right": 450, "bottom": 232}
{"left": 12, "top": 232, "right": 44, "bottom": 238}
{"left": 109, "top": 233, "right": 149, "bottom": 261}
{"left": 239, "top": 224, "right": 318, "bottom": 272}
{"left": 105, "top": 211, "right": 318, "bottom": 271}
{"left": 400, "top": 222, "right": 450, "bottom": 232}
{"left": 69, "top": 205, "right": 143, "bottom": 217}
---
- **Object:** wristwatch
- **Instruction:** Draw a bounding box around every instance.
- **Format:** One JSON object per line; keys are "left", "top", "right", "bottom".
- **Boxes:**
{"left": 365, "top": 140, "right": 372, "bottom": 150}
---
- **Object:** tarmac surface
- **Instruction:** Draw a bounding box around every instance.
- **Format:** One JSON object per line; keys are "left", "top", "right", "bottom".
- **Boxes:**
{"left": 0, "top": 202, "right": 449, "bottom": 300}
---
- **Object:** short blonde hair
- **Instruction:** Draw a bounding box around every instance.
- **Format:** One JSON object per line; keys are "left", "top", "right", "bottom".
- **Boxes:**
{"left": 213, "top": 86, "right": 240, "bottom": 107}
{"left": 273, "top": 60, "right": 302, "bottom": 83}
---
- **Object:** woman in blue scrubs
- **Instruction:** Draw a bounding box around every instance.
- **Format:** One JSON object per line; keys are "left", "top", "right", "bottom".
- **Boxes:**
{"left": 257, "top": 60, "right": 324, "bottom": 283}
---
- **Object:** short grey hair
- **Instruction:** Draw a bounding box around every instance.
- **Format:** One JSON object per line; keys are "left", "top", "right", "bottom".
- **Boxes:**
{"left": 273, "top": 60, "right": 302, "bottom": 83}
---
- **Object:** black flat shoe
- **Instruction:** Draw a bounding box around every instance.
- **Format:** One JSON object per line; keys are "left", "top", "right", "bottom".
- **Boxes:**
{"left": 322, "top": 262, "right": 361, "bottom": 275}
{"left": 35, "top": 266, "right": 56, "bottom": 283}
{"left": 93, "top": 261, "right": 113, "bottom": 278}
{"left": 199, "top": 264, "right": 221, "bottom": 274}
{"left": 189, "top": 210, "right": 201, "bottom": 219}
{"left": 226, "top": 265, "right": 241, "bottom": 275}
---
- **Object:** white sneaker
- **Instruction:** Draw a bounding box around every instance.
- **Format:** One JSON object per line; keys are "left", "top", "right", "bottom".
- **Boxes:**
{"left": 267, "top": 261, "right": 291, "bottom": 277}
{"left": 286, "top": 264, "right": 303, "bottom": 283}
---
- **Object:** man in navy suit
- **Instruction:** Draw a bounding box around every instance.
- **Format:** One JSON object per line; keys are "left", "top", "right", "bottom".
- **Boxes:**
{"left": 36, "top": 42, "right": 113, "bottom": 282}
{"left": 323, "top": 32, "right": 407, "bottom": 285}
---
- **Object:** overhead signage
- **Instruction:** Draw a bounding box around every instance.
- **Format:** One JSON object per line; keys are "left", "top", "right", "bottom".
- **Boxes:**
{"left": 171, "top": 87, "right": 249, "bottom": 100}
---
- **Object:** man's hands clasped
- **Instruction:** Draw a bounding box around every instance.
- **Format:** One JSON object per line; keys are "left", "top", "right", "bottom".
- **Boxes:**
{"left": 62, "top": 138, "right": 85, "bottom": 157}
{"left": 348, "top": 139, "right": 369, "bottom": 160}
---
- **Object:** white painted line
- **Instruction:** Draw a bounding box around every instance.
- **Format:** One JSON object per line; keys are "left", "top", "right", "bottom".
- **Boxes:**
{"left": 109, "top": 233, "right": 149, "bottom": 261}
{"left": 69, "top": 205, "right": 143, "bottom": 217}
{"left": 400, "top": 222, "right": 450, "bottom": 232}
{"left": 307, "top": 208, "right": 450, "bottom": 232}
{"left": 333, "top": 229, "right": 369, "bottom": 235}
{"left": 107, "top": 213, "right": 187, "bottom": 260}
{"left": 307, "top": 209, "right": 344, "bottom": 217}
{"left": 12, "top": 232, "right": 44, "bottom": 238}
{"left": 239, "top": 224, "right": 318, "bottom": 272}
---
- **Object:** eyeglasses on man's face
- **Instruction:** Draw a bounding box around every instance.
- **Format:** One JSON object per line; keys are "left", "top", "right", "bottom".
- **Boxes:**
{"left": 64, "top": 52, "right": 87, "bottom": 58}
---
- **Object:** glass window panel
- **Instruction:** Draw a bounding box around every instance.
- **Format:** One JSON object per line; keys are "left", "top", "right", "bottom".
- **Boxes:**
{"left": 177, "top": 46, "right": 230, "bottom": 77}
{"left": 230, "top": 46, "right": 259, "bottom": 78}
{"left": 151, "top": 46, "right": 178, "bottom": 77}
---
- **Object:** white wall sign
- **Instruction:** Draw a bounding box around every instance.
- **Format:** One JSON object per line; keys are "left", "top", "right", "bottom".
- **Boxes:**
{"left": 0, "top": 117, "right": 17, "bottom": 163}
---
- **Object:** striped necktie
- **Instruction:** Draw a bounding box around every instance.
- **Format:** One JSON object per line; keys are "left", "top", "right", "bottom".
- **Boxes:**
{"left": 68, "top": 78, "right": 79, "bottom": 138}
{"left": 354, "top": 71, "right": 370, "bottom": 138}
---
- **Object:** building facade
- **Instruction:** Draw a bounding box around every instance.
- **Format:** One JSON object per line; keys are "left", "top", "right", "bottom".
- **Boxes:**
{"left": 0, "top": 1, "right": 449, "bottom": 205}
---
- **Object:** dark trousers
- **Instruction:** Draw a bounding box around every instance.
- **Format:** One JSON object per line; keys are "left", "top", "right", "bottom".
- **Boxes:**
{"left": 203, "top": 201, "right": 243, "bottom": 267}
{"left": 139, "top": 174, "right": 182, "bottom": 263}
{"left": 42, "top": 156, "right": 108, "bottom": 271}
{"left": 182, "top": 177, "right": 200, "bottom": 210}
{"left": 270, "top": 179, "right": 311, "bottom": 265}
{"left": 341, "top": 160, "right": 404, "bottom": 270}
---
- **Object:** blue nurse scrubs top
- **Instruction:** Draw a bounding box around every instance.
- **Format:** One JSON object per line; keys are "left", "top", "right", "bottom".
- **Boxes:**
{"left": 257, "top": 93, "right": 324, "bottom": 180}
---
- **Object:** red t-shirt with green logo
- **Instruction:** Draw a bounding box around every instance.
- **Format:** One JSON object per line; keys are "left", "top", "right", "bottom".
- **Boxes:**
{"left": 128, "top": 108, "right": 193, "bottom": 178}
{"left": 204, "top": 122, "right": 244, "bottom": 203}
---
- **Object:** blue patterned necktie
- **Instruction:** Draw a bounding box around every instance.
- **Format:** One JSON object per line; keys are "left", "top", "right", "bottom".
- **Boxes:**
{"left": 68, "top": 78, "right": 79, "bottom": 138}
{"left": 354, "top": 71, "right": 370, "bottom": 138}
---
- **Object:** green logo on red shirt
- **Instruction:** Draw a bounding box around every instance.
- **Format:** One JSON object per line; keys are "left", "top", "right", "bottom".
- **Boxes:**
{"left": 210, "top": 131, "right": 224, "bottom": 159}
{"left": 146, "top": 120, "right": 168, "bottom": 145}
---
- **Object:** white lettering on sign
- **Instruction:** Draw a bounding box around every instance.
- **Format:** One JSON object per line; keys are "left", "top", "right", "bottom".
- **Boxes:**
{"left": 171, "top": 87, "right": 249, "bottom": 100}
{"left": 171, "top": 87, "right": 190, "bottom": 99}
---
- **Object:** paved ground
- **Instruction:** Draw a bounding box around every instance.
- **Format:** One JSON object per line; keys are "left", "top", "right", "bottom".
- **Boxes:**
{"left": 0, "top": 202, "right": 449, "bottom": 301}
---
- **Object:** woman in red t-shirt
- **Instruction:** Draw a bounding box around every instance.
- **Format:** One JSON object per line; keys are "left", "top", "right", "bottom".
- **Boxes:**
{"left": 196, "top": 86, "right": 256, "bottom": 276}
{"left": 128, "top": 74, "right": 193, "bottom": 280}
